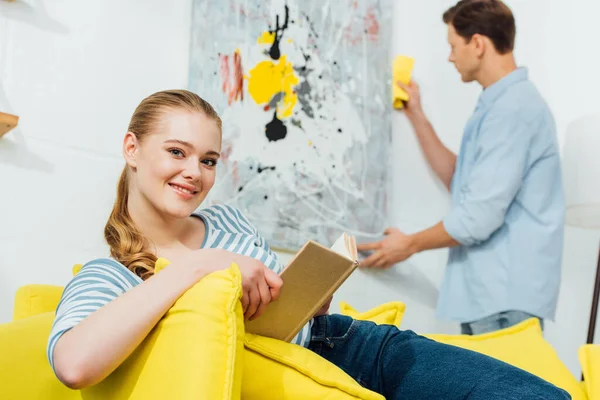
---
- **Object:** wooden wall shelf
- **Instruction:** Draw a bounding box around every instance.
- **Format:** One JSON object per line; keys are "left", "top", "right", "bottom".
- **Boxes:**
{"left": 0, "top": 112, "right": 19, "bottom": 137}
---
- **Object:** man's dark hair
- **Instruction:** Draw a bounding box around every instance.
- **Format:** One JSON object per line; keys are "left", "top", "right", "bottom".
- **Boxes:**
{"left": 443, "top": 0, "right": 516, "bottom": 54}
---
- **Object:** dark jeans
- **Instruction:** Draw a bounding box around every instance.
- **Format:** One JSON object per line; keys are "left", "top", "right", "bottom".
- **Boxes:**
{"left": 308, "top": 314, "right": 570, "bottom": 400}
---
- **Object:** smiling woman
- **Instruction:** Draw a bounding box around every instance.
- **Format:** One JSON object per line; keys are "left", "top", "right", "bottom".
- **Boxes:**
{"left": 48, "top": 90, "right": 290, "bottom": 390}
{"left": 46, "top": 89, "right": 571, "bottom": 399}
{"left": 105, "top": 90, "right": 224, "bottom": 280}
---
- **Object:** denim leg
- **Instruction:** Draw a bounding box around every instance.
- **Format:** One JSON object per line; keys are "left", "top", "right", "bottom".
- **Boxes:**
{"left": 461, "top": 313, "right": 505, "bottom": 335}
{"left": 463, "top": 310, "right": 544, "bottom": 335}
{"left": 461, "top": 322, "right": 475, "bottom": 334}
{"left": 504, "top": 310, "right": 545, "bottom": 331}
{"left": 309, "top": 314, "right": 570, "bottom": 400}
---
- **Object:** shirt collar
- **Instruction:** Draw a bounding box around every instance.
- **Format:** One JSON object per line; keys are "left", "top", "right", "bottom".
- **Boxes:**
{"left": 477, "top": 67, "right": 528, "bottom": 108}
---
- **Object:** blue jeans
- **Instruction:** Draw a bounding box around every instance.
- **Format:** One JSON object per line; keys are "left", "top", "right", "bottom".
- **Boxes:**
{"left": 308, "top": 315, "right": 570, "bottom": 400}
{"left": 461, "top": 310, "right": 544, "bottom": 335}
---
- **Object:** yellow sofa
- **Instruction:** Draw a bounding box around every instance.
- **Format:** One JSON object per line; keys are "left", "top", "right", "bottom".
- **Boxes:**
{"left": 0, "top": 263, "right": 384, "bottom": 400}
{"left": 0, "top": 264, "right": 596, "bottom": 399}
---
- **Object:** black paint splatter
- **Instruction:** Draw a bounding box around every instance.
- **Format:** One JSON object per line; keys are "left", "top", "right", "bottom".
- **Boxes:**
{"left": 268, "top": 5, "right": 289, "bottom": 60}
{"left": 293, "top": 47, "right": 320, "bottom": 119}
{"left": 291, "top": 119, "right": 304, "bottom": 130}
{"left": 301, "top": 12, "right": 319, "bottom": 39}
{"left": 295, "top": 70, "right": 315, "bottom": 118}
{"left": 265, "top": 111, "right": 287, "bottom": 142}
{"left": 266, "top": 92, "right": 284, "bottom": 110}
{"left": 258, "top": 165, "right": 276, "bottom": 174}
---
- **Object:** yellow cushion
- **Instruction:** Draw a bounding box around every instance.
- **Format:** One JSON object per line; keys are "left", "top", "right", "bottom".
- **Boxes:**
{"left": 13, "top": 284, "right": 64, "bottom": 321}
{"left": 579, "top": 344, "right": 600, "bottom": 399}
{"left": 339, "top": 301, "right": 405, "bottom": 327}
{"left": 82, "top": 259, "right": 245, "bottom": 400}
{"left": 240, "top": 301, "right": 403, "bottom": 399}
{"left": 72, "top": 264, "right": 83, "bottom": 275}
{"left": 0, "top": 312, "right": 82, "bottom": 400}
{"left": 426, "top": 319, "right": 587, "bottom": 400}
{"left": 243, "top": 333, "right": 383, "bottom": 400}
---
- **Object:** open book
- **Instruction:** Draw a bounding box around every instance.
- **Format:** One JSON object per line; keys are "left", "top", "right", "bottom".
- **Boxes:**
{"left": 245, "top": 233, "right": 359, "bottom": 342}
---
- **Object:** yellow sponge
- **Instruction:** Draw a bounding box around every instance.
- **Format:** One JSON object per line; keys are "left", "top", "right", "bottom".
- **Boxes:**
{"left": 392, "top": 55, "right": 415, "bottom": 109}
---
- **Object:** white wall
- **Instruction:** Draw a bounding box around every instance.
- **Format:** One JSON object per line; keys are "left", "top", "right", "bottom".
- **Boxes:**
{"left": 1, "top": 0, "right": 599, "bottom": 377}
{"left": 0, "top": 0, "right": 193, "bottom": 310}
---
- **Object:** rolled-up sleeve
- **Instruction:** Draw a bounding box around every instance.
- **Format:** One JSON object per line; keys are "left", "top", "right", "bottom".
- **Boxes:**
{"left": 443, "top": 109, "right": 537, "bottom": 246}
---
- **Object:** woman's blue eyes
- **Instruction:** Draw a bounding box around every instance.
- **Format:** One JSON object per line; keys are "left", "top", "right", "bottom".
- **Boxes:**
{"left": 169, "top": 148, "right": 185, "bottom": 157}
{"left": 168, "top": 148, "right": 217, "bottom": 167}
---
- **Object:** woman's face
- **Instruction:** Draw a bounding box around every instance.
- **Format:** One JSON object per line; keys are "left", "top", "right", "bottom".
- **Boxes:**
{"left": 124, "top": 110, "right": 222, "bottom": 219}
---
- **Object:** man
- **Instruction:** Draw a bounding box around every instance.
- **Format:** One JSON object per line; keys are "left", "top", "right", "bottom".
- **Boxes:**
{"left": 358, "top": 0, "right": 564, "bottom": 335}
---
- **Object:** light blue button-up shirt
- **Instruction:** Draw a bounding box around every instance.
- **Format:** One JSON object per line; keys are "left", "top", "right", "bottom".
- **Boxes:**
{"left": 439, "top": 68, "right": 565, "bottom": 323}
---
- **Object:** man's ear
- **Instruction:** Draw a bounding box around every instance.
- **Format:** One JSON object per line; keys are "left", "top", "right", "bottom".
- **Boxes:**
{"left": 123, "top": 132, "right": 139, "bottom": 169}
{"left": 472, "top": 33, "right": 487, "bottom": 58}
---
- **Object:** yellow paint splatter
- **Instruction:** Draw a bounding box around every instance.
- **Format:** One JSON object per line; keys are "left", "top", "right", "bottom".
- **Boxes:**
{"left": 247, "top": 55, "right": 299, "bottom": 118}
{"left": 308, "top": 140, "right": 313, "bottom": 146}
{"left": 287, "top": 39, "right": 293, "bottom": 43}
{"left": 257, "top": 31, "right": 275, "bottom": 45}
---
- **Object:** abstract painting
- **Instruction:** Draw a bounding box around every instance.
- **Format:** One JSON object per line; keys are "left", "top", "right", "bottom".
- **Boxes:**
{"left": 189, "top": 0, "right": 393, "bottom": 251}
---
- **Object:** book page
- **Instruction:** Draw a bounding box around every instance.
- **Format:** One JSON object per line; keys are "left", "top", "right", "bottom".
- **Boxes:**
{"left": 330, "top": 232, "right": 357, "bottom": 261}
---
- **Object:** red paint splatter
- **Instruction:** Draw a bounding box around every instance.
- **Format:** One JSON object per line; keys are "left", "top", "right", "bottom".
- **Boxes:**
{"left": 231, "top": 51, "right": 244, "bottom": 103}
{"left": 221, "top": 141, "right": 233, "bottom": 164}
{"left": 219, "top": 54, "right": 230, "bottom": 93}
{"left": 232, "top": 161, "right": 239, "bottom": 186}
{"left": 229, "top": 0, "right": 269, "bottom": 22}
{"left": 365, "top": 8, "right": 379, "bottom": 38}
{"left": 218, "top": 51, "right": 244, "bottom": 105}
{"left": 343, "top": 6, "right": 380, "bottom": 45}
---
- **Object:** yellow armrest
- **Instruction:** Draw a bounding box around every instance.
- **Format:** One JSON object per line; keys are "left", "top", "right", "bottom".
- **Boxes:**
{"left": 243, "top": 333, "right": 383, "bottom": 399}
{"left": 579, "top": 344, "right": 600, "bottom": 399}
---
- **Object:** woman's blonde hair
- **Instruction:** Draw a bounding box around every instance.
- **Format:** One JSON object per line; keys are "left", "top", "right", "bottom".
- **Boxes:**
{"left": 104, "top": 90, "right": 222, "bottom": 280}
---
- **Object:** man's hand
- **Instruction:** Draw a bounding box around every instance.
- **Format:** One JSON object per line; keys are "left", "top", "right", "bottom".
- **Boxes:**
{"left": 313, "top": 296, "right": 333, "bottom": 317}
{"left": 357, "top": 228, "right": 417, "bottom": 269}
{"left": 397, "top": 81, "right": 423, "bottom": 119}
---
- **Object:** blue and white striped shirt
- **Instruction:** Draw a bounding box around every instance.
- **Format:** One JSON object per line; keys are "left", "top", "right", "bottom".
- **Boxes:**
{"left": 47, "top": 204, "right": 312, "bottom": 372}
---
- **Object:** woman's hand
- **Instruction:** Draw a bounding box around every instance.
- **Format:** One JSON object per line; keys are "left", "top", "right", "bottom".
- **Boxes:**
{"left": 174, "top": 249, "right": 283, "bottom": 320}
{"left": 237, "top": 258, "right": 283, "bottom": 320}
{"left": 313, "top": 296, "right": 333, "bottom": 317}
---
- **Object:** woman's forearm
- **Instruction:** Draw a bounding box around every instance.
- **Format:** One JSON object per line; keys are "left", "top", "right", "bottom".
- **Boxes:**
{"left": 53, "top": 264, "right": 206, "bottom": 389}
